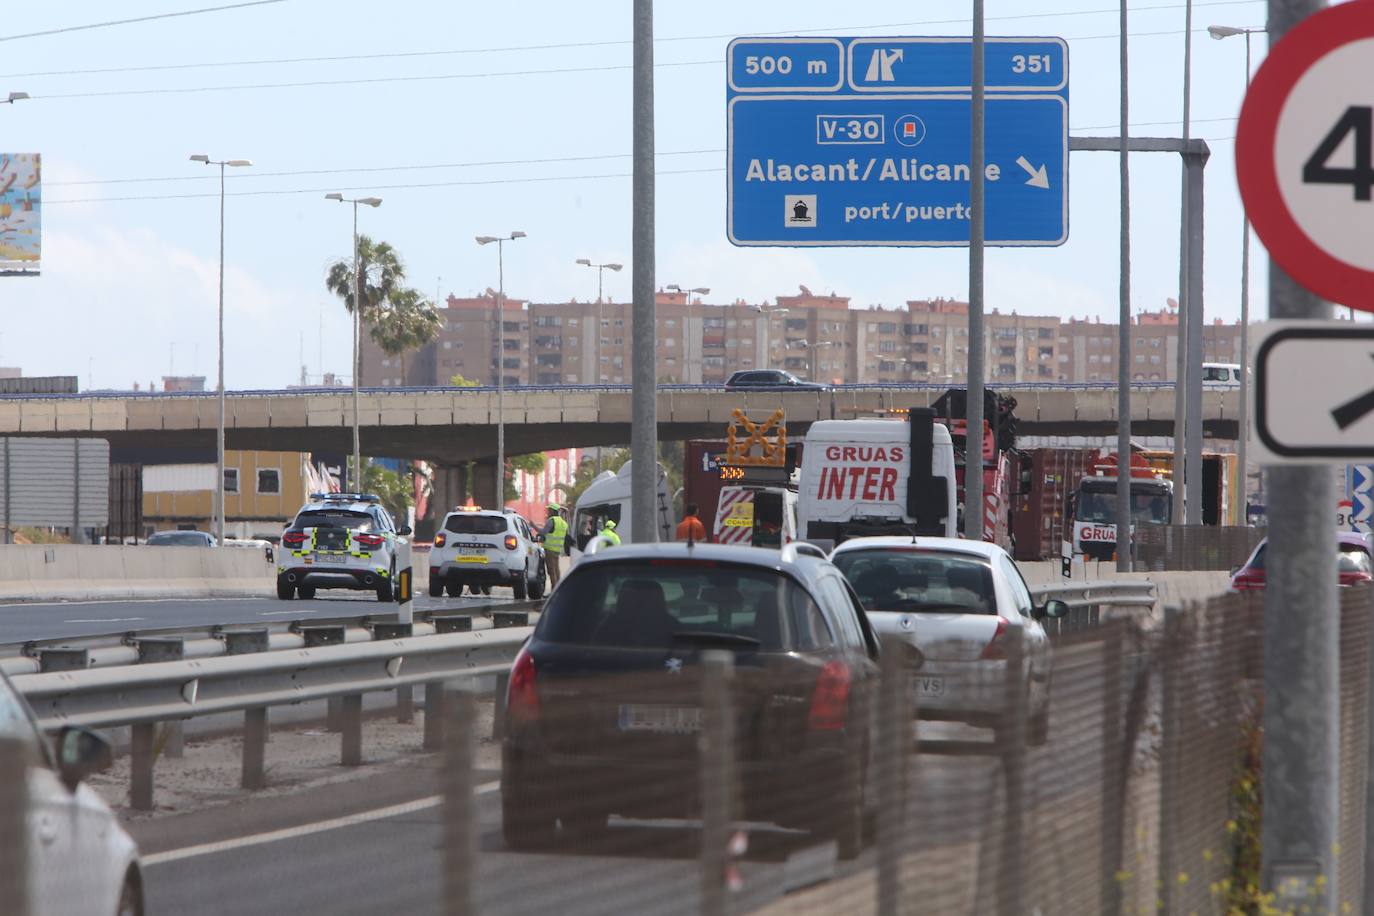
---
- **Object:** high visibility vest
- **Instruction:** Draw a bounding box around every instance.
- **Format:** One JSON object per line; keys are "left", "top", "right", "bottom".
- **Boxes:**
{"left": 602, "top": 528, "right": 621, "bottom": 547}
{"left": 546, "top": 515, "right": 568, "bottom": 554}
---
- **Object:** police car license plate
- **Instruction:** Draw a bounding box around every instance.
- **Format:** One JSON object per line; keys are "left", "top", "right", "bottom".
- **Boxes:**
{"left": 618, "top": 705, "right": 701, "bottom": 734}
{"left": 314, "top": 554, "right": 346, "bottom": 565}
{"left": 915, "top": 677, "right": 946, "bottom": 698}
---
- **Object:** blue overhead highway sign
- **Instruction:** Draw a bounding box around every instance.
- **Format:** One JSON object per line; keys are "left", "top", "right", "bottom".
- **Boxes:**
{"left": 726, "top": 37, "right": 1069, "bottom": 247}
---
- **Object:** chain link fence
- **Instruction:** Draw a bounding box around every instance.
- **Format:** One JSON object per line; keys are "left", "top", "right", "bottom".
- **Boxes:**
{"left": 1136, "top": 524, "right": 1267, "bottom": 572}
{"left": 5, "top": 588, "right": 1374, "bottom": 914}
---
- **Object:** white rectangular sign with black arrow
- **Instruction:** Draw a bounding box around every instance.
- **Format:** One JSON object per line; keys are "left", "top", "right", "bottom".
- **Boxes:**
{"left": 1253, "top": 321, "right": 1374, "bottom": 463}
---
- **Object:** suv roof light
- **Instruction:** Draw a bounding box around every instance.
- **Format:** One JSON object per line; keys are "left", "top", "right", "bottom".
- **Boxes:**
{"left": 310, "top": 492, "right": 381, "bottom": 503}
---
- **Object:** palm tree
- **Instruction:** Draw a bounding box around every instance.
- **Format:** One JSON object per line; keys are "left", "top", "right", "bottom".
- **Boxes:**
{"left": 325, "top": 235, "right": 411, "bottom": 383}
{"left": 368, "top": 287, "right": 442, "bottom": 383}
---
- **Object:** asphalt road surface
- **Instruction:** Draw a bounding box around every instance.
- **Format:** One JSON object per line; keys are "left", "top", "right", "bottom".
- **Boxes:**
{"left": 0, "top": 592, "right": 519, "bottom": 643}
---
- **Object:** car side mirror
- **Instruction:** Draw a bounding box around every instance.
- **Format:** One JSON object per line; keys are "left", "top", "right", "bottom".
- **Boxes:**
{"left": 1037, "top": 598, "right": 1069, "bottom": 620}
{"left": 397, "top": 526, "right": 413, "bottom": 537}
{"left": 56, "top": 726, "right": 113, "bottom": 791}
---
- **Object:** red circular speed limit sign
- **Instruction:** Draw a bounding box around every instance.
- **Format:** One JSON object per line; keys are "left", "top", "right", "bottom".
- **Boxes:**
{"left": 1237, "top": 0, "right": 1374, "bottom": 311}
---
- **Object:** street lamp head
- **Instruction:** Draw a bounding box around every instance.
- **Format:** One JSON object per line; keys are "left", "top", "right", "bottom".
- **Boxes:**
{"left": 692, "top": 287, "right": 710, "bottom": 295}
{"left": 6, "top": 92, "right": 30, "bottom": 103}
{"left": 476, "top": 236, "right": 499, "bottom": 245}
{"left": 324, "top": 192, "right": 344, "bottom": 202}
{"left": 606, "top": 263, "right": 623, "bottom": 271}
{"left": 225, "top": 159, "right": 253, "bottom": 168}
{"left": 667, "top": 284, "right": 682, "bottom": 292}
{"left": 1208, "top": 24, "right": 1245, "bottom": 39}
{"left": 190, "top": 154, "right": 210, "bottom": 163}
{"left": 510, "top": 231, "right": 527, "bottom": 240}
{"left": 359, "top": 197, "right": 382, "bottom": 207}
{"left": 576, "top": 258, "right": 592, "bottom": 266}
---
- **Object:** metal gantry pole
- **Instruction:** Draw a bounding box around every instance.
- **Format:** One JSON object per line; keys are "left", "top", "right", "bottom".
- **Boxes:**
{"left": 1172, "top": 0, "right": 1194, "bottom": 524}
{"left": 216, "top": 161, "right": 227, "bottom": 545}
{"left": 1262, "top": 5, "right": 1339, "bottom": 910}
{"left": 1236, "top": 33, "right": 1253, "bottom": 521}
{"left": 1115, "top": 0, "right": 1133, "bottom": 572}
{"left": 1184, "top": 154, "right": 1206, "bottom": 524}
{"left": 351, "top": 201, "right": 362, "bottom": 490}
{"left": 630, "top": 0, "right": 658, "bottom": 544}
{"left": 965, "top": 0, "right": 987, "bottom": 543}
{"left": 496, "top": 240, "right": 506, "bottom": 506}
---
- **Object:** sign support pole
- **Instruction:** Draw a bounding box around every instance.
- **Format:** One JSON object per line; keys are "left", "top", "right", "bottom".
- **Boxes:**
{"left": 630, "top": 0, "right": 658, "bottom": 544}
{"left": 1115, "top": 0, "right": 1133, "bottom": 572}
{"left": 1261, "top": 3, "right": 1339, "bottom": 908}
{"left": 964, "top": 0, "right": 986, "bottom": 543}
{"left": 1184, "top": 151, "right": 1206, "bottom": 524}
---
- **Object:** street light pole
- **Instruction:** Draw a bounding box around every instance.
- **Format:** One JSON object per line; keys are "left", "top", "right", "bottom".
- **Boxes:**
{"left": 191, "top": 154, "right": 252, "bottom": 545}
{"left": 325, "top": 193, "right": 383, "bottom": 492}
{"left": 1209, "top": 23, "right": 1263, "bottom": 521}
{"left": 668, "top": 284, "right": 710, "bottom": 383}
{"left": 576, "top": 259, "right": 623, "bottom": 476}
{"left": 479, "top": 233, "right": 527, "bottom": 506}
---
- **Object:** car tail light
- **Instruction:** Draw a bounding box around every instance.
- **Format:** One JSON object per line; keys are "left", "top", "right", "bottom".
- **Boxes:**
{"left": 1231, "top": 570, "right": 1265, "bottom": 591}
{"left": 507, "top": 647, "right": 539, "bottom": 724}
{"left": 504, "top": 534, "right": 518, "bottom": 550}
{"left": 1340, "top": 571, "right": 1372, "bottom": 588}
{"left": 980, "top": 617, "right": 1010, "bottom": 660}
{"left": 355, "top": 533, "right": 384, "bottom": 549}
{"left": 434, "top": 532, "right": 447, "bottom": 548}
{"left": 282, "top": 530, "right": 306, "bottom": 548}
{"left": 807, "top": 660, "right": 851, "bottom": 731}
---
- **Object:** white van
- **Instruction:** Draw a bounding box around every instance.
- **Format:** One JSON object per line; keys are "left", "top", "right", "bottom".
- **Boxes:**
{"left": 798, "top": 409, "right": 958, "bottom": 550}
{"left": 1201, "top": 362, "right": 1242, "bottom": 389}
{"left": 569, "top": 460, "right": 674, "bottom": 560}
{"left": 713, "top": 485, "right": 799, "bottom": 548}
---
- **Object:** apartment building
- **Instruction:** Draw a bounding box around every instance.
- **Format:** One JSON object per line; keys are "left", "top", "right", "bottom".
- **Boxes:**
{"left": 359, "top": 287, "right": 1242, "bottom": 389}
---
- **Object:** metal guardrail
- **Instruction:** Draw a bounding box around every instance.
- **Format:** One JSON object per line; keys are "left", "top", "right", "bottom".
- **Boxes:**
{"left": 1033, "top": 580, "right": 1156, "bottom": 608}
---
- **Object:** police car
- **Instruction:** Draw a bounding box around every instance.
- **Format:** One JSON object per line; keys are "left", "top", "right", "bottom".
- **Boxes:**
{"left": 277, "top": 493, "right": 411, "bottom": 601}
{"left": 429, "top": 505, "right": 546, "bottom": 599}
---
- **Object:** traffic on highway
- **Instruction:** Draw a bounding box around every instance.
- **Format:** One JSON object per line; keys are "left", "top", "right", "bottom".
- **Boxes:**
{"left": 5, "top": 1, "right": 1373, "bottom": 913}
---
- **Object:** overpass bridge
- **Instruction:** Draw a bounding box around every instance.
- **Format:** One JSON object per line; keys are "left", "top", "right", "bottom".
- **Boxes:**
{"left": 0, "top": 383, "right": 1239, "bottom": 465}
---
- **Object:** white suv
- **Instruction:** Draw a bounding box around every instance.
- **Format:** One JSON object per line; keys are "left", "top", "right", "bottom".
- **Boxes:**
{"left": 429, "top": 507, "right": 546, "bottom": 599}
{"left": 277, "top": 493, "right": 411, "bottom": 601}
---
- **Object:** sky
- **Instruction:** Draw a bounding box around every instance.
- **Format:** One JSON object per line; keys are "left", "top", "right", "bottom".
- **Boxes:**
{"left": 1, "top": 0, "right": 1273, "bottom": 390}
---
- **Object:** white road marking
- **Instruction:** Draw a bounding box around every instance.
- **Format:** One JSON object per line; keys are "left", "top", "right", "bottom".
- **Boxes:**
{"left": 3, "top": 597, "right": 262, "bottom": 610}
{"left": 141, "top": 781, "right": 500, "bottom": 866}
{"left": 62, "top": 617, "right": 146, "bottom": 624}
{"left": 257, "top": 610, "right": 316, "bottom": 617}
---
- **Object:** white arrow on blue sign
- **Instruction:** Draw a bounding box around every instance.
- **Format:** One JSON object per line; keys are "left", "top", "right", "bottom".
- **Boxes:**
{"left": 726, "top": 36, "right": 1069, "bottom": 247}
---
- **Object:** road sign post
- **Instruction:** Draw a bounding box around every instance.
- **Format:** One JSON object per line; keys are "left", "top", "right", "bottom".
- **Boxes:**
{"left": 1234, "top": 3, "right": 1373, "bottom": 909}
{"left": 726, "top": 36, "right": 1069, "bottom": 248}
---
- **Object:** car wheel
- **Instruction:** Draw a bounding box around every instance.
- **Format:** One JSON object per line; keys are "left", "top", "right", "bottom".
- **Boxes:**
{"left": 513, "top": 572, "right": 528, "bottom": 600}
{"left": 502, "top": 767, "right": 557, "bottom": 851}
{"left": 429, "top": 577, "right": 444, "bottom": 598}
{"left": 481, "top": 585, "right": 492, "bottom": 596}
{"left": 117, "top": 871, "right": 144, "bottom": 916}
{"left": 529, "top": 564, "right": 546, "bottom": 600}
{"left": 448, "top": 582, "right": 465, "bottom": 598}
{"left": 815, "top": 745, "right": 865, "bottom": 860}
{"left": 297, "top": 585, "right": 316, "bottom": 600}
{"left": 376, "top": 577, "right": 394, "bottom": 602}
{"left": 275, "top": 577, "right": 295, "bottom": 600}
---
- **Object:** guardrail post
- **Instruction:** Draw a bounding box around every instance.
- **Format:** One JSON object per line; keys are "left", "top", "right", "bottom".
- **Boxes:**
{"left": 441, "top": 684, "right": 477, "bottom": 916}
{"left": 492, "top": 611, "right": 529, "bottom": 629}
{"left": 997, "top": 626, "right": 1027, "bottom": 916}
{"left": 242, "top": 707, "right": 268, "bottom": 790}
{"left": 424, "top": 680, "right": 446, "bottom": 751}
{"left": 700, "top": 650, "right": 735, "bottom": 916}
{"left": 341, "top": 694, "right": 363, "bottom": 766}
{"left": 162, "top": 721, "right": 185, "bottom": 759}
{"left": 0, "top": 737, "right": 29, "bottom": 916}
{"left": 432, "top": 614, "right": 474, "bottom": 634}
{"left": 396, "top": 685, "right": 415, "bottom": 725}
{"left": 491, "top": 671, "right": 509, "bottom": 739}
{"left": 326, "top": 698, "right": 343, "bottom": 732}
{"left": 374, "top": 623, "right": 416, "bottom": 724}
{"left": 131, "top": 722, "right": 156, "bottom": 811}
{"left": 877, "top": 639, "right": 912, "bottom": 916}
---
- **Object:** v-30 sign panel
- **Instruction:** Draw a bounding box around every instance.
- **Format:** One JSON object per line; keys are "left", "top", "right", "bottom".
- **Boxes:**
{"left": 1252, "top": 322, "right": 1374, "bottom": 462}
{"left": 726, "top": 37, "right": 1069, "bottom": 247}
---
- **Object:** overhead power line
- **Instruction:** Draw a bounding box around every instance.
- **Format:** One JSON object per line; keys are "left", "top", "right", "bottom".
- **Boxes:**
{"left": 0, "top": 0, "right": 1258, "bottom": 78}
{"left": 0, "top": 0, "right": 288, "bottom": 44}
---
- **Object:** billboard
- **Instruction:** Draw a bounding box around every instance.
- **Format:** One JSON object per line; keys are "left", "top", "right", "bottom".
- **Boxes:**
{"left": 0, "top": 153, "right": 40, "bottom": 275}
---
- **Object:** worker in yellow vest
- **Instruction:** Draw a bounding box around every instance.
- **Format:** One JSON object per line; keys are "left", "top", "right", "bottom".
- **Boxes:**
{"left": 599, "top": 518, "right": 621, "bottom": 548}
{"left": 541, "top": 503, "right": 568, "bottom": 587}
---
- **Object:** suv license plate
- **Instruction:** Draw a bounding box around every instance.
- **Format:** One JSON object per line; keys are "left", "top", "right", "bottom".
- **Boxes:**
{"left": 458, "top": 547, "right": 485, "bottom": 555}
{"left": 915, "top": 677, "right": 945, "bottom": 698}
{"left": 618, "top": 705, "right": 701, "bottom": 735}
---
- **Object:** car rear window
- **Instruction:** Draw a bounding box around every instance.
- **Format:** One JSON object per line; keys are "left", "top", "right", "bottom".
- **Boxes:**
{"left": 445, "top": 514, "right": 509, "bottom": 535}
{"left": 833, "top": 549, "right": 997, "bottom": 615}
{"left": 538, "top": 560, "right": 820, "bottom": 651}
{"left": 294, "top": 510, "right": 374, "bottom": 532}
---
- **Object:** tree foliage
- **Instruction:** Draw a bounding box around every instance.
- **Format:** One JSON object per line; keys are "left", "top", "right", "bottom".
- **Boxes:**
{"left": 325, "top": 235, "right": 439, "bottom": 382}
{"left": 360, "top": 460, "right": 414, "bottom": 525}
{"left": 450, "top": 374, "right": 479, "bottom": 387}
{"left": 504, "top": 453, "right": 548, "bottom": 503}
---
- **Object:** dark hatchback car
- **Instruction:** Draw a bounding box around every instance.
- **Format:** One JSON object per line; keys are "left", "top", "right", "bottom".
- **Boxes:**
{"left": 500, "top": 542, "right": 880, "bottom": 857}
{"left": 723, "top": 369, "right": 829, "bottom": 392}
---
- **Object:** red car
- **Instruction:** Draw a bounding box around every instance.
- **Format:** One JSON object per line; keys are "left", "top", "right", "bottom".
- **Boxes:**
{"left": 1230, "top": 531, "right": 1374, "bottom": 591}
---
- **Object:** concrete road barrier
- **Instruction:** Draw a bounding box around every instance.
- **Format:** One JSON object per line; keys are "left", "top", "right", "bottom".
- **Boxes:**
{"left": 0, "top": 544, "right": 274, "bottom": 602}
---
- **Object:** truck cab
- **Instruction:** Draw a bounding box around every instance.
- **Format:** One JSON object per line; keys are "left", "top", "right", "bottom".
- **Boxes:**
{"left": 1069, "top": 453, "right": 1174, "bottom": 560}
{"left": 713, "top": 484, "right": 799, "bottom": 547}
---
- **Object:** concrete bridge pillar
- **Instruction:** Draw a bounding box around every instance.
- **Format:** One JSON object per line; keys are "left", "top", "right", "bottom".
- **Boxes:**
{"left": 471, "top": 459, "right": 498, "bottom": 509}
{"left": 426, "top": 464, "right": 471, "bottom": 538}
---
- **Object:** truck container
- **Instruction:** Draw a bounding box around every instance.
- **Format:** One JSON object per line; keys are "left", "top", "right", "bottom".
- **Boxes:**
{"left": 1009, "top": 448, "right": 1098, "bottom": 561}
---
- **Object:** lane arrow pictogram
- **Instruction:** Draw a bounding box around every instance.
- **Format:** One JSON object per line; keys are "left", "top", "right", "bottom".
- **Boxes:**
{"left": 1332, "top": 355, "right": 1374, "bottom": 429}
